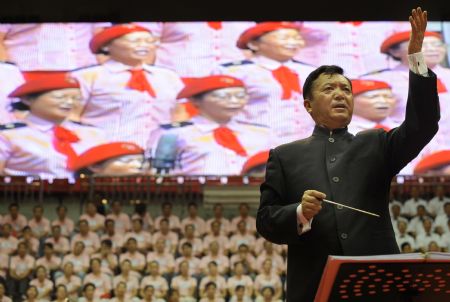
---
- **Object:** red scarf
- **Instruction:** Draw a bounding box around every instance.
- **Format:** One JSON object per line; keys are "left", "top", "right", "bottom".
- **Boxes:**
{"left": 213, "top": 126, "right": 247, "bottom": 156}
{"left": 52, "top": 126, "right": 80, "bottom": 166}
{"left": 126, "top": 69, "right": 156, "bottom": 97}
{"left": 271, "top": 66, "right": 301, "bottom": 100}
{"left": 374, "top": 124, "right": 391, "bottom": 132}
{"left": 437, "top": 78, "right": 448, "bottom": 93}
{"left": 207, "top": 22, "right": 223, "bottom": 30}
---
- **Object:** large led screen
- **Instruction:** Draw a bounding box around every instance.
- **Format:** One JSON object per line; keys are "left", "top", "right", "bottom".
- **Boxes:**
{"left": 0, "top": 21, "right": 449, "bottom": 179}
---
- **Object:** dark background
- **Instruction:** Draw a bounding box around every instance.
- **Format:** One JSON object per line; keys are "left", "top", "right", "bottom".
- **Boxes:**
{"left": 1, "top": 0, "right": 450, "bottom": 22}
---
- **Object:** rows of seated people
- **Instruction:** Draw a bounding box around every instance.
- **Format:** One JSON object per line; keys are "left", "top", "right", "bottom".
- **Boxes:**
{"left": 0, "top": 201, "right": 286, "bottom": 302}
{"left": 390, "top": 186, "right": 450, "bottom": 253}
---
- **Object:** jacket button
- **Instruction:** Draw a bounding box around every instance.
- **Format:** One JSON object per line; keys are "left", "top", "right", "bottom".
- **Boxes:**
{"left": 330, "top": 156, "right": 336, "bottom": 162}
{"left": 337, "top": 204, "right": 343, "bottom": 210}
{"left": 328, "top": 137, "right": 335, "bottom": 143}
{"left": 341, "top": 233, "right": 348, "bottom": 239}
{"left": 332, "top": 176, "right": 340, "bottom": 183}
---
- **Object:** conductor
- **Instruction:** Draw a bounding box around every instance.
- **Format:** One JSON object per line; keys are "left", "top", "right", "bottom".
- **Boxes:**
{"left": 256, "top": 7, "right": 439, "bottom": 302}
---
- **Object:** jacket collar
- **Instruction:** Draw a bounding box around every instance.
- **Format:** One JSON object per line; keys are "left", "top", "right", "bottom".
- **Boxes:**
{"left": 312, "top": 124, "right": 350, "bottom": 138}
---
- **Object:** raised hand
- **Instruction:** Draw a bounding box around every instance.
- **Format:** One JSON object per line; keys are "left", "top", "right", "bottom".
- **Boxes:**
{"left": 408, "top": 7, "right": 428, "bottom": 55}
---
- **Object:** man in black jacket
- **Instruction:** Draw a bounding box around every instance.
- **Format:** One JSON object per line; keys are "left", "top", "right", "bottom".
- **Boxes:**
{"left": 257, "top": 8, "right": 440, "bottom": 302}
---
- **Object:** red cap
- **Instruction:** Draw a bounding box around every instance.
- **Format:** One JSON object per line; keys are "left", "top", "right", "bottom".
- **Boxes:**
{"left": 177, "top": 75, "right": 244, "bottom": 99}
{"left": 241, "top": 151, "right": 270, "bottom": 174}
{"left": 89, "top": 24, "right": 151, "bottom": 54}
{"left": 351, "top": 79, "right": 391, "bottom": 95}
{"left": 68, "top": 142, "right": 144, "bottom": 171}
{"left": 414, "top": 150, "right": 450, "bottom": 174}
{"left": 380, "top": 31, "right": 442, "bottom": 54}
{"left": 8, "top": 73, "right": 79, "bottom": 98}
{"left": 237, "top": 22, "right": 301, "bottom": 49}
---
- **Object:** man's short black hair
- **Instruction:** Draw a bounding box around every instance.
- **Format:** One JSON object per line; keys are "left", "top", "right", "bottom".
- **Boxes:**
{"left": 101, "top": 239, "right": 113, "bottom": 248}
{"left": 302, "top": 65, "right": 351, "bottom": 101}
{"left": 8, "top": 203, "right": 19, "bottom": 209}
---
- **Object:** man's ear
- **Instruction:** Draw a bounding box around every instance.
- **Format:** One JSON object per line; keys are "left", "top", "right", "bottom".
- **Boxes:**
{"left": 304, "top": 99, "right": 312, "bottom": 113}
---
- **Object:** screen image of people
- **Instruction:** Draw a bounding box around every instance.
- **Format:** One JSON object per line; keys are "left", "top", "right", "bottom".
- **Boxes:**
{"left": 0, "top": 21, "right": 450, "bottom": 178}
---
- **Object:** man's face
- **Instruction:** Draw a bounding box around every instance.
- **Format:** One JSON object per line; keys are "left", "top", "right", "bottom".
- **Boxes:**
{"left": 107, "top": 31, "right": 158, "bottom": 65}
{"left": 423, "top": 219, "right": 432, "bottom": 231}
{"left": 211, "top": 222, "right": 220, "bottom": 234}
{"left": 213, "top": 205, "right": 223, "bottom": 216}
{"left": 44, "top": 246, "right": 53, "bottom": 257}
{"left": 194, "top": 87, "right": 248, "bottom": 123}
{"left": 239, "top": 205, "right": 249, "bottom": 216}
{"left": 444, "top": 203, "right": 450, "bottom": 215}
{"left": 127, "top": 240, "right": 137, "bottom": 252}
{"left": 436, "top": 186, "right": 444, "bottom": 198}
{"left": 250, "top": 28, "right": 305, "bottom": 62}
{"left": 149, "top": 262, "right": 159, "bottom": 275}
{"left": 353, "top": 89, "right": 396, "bottom": 122}
{"left": 79, "top": 222, "right": 89, "bottom": 234}
{"left": 2, "top": 224, "right": 11, "bottom": 236}
{"left": 57, "top": 207, "right": 66, "bottom": 218}
{"left": 112, "top": 202, "right": 121, "bottom": 213}
{"left": 398, "top": 221, "right": 407, "bottom": 233}
{"left": 182, "top": 245, "right": 192, "bottom": 257}
{"left": 115, "top": 283, "right": 126, "bottom": 297}
{"left": 52, "top": 226, "right": 61, "bottom": 237}
{"left": 188, "top": 205, "right": 197, "bottom": 216}
{"left": 74, "top": 242, "right": 84, "bottom": 255}
{"left": 210, "top": 241, "right": 219, "bottom": 253}
{"left": 304, "top": 73, "right": 354, "bottom": 129}
{"left": 391, "top": 205, "right": 400, "bottom": 216}
{"left": 185, "top": 225, "right": 194, "bottom": 237}
{"left": 9, "top": 206, "right": 18, "bottom": 218}
{"left": 133, "top": 220, "right": 142, "bottom": 232}
{"left": 160, "top": 221, "right": 169, "bottom": 232}
{"left": 86, "top": 203, "right": 96, "bottom": 215}
{"left": 162, "top": 204, "right": 172, "bottom": 216}
{"left": 106, "top": 221, "right": 115, "bottom": 233}
{"left": 155, "top": 239, "right": 165, "bottom": 251}
{"left": 422, "top": 36, "right": 447, "bottom": 67}
{"left": 34, "top": 207, "right": 43, "bottom": 219}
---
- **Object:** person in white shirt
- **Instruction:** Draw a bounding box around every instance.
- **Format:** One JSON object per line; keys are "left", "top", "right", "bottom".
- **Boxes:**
{"left": 434, "top": 202, "right": 450, "bottom": 235}
{"left": 407, "top": 205, "right": 433, "bottom": 236}
{"left": 402, "top": 187, "right": 428, "bottom": 218}
{"left": 215, "top": 22, "right": 317, "bottom": 146}
{"left": 199, "top": 281, "right": 226, "bottom": 302}
{"left": 53, "top": 284, "right": 70, "bottom": 302}
{"left": 415, "top": 218, "right": 442, "bottom": 252}
{"left": 389, "top": 201, "right": 408, "bottom": 235}
{"left": 395, "top": 220, "right": 416, "bottom": 251}
{"left": 71, "top": 24, "right": 184, "bottom": 148}
{"left": 428, "top": 185, "right": 450, "bottom": 218}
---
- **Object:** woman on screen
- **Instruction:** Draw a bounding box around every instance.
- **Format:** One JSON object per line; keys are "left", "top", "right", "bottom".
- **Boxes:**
{"left": 135, "top": 21, "right": 255, "bottom": 77}
{"left": 71, "top": 24, "right": 184, "bottom": 149}
{"left": 347, "top": 79, "right": 398, "bottom": 134}
{"left": 0, "top": 74, "right": 105, "bottom": 180}
{"left": 149, "top": 75, "right": 270, "bottom": 175}
{"left": 215, "top": 22, "right": 317, "bottom": 147}
{"left": 69, "top": 141, "right": 149, "bottom": 176}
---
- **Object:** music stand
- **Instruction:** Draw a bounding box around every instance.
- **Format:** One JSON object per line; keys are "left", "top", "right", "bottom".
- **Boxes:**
{"left": 314, "top": 252, "right": 450, "bottom": 302}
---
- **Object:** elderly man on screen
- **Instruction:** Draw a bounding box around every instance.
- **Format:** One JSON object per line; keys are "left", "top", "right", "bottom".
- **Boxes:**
{"left": 257, "top": 8, "right": 440, "bottom": 302}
